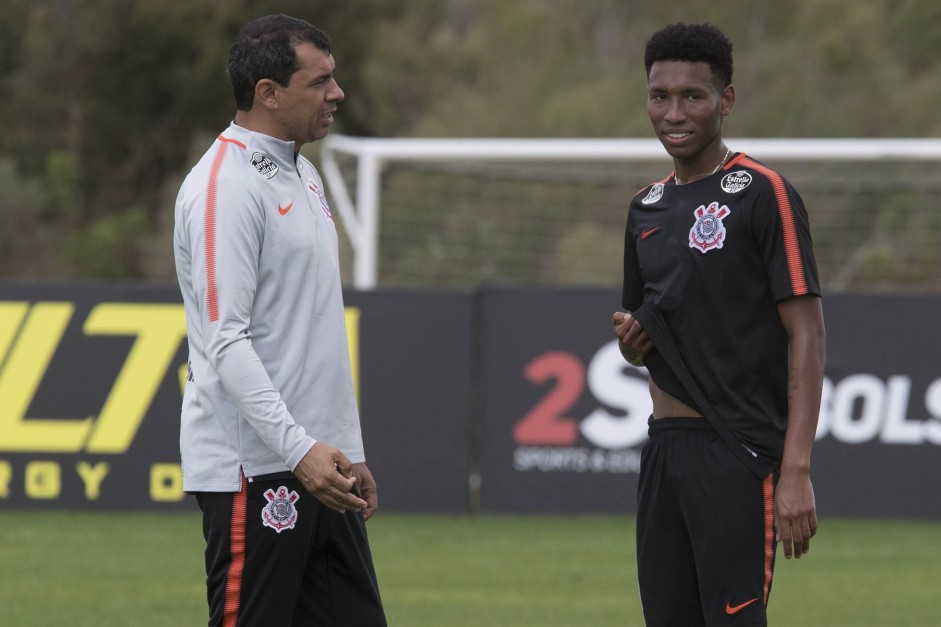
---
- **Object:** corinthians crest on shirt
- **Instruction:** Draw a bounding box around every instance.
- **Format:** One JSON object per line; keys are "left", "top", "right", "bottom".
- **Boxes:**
{"left": 262, "top": 486, "right": 300, "bottom": 533}
{"left": 689, "top": 201, "right": 731, "bottom": 253}
{"left": 307, "top": 178, "right": 333, "bottom": 220}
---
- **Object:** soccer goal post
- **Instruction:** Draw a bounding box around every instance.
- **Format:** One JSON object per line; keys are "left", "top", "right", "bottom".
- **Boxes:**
{"left": 319, "top": 136, "right": 941, "bottom": 290}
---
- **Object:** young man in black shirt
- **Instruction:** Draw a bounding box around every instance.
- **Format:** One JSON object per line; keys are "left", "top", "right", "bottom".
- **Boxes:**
{"left": 612, "top": 22, "right": 826, "bottom": 626}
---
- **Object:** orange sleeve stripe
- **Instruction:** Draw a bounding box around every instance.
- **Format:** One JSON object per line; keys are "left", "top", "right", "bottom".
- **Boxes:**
{"left": 204, "top": 136, "right": 247, "bottom": 322}
{"left": 762, "top": 473, "right": 775, "bottom": 605}
{"left": 203, "top": 142, "right": 229, "bottom": 322}
{"left": 739, "top": 157, "right": 808, "bottom": 296}
{"left": 222, "top": 475, "right": 249, "bottom": 627}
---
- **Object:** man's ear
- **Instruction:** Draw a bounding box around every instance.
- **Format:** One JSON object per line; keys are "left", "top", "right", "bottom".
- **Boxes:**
{"left": 254, "top": 79, "right": 280, "bottom": 110}
{"left": 721, "top": 83, "right": 735, "bottom": 117}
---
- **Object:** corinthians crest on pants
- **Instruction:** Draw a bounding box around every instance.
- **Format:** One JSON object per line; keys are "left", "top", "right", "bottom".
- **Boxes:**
{"left": 262, "top": 486, "right": 300, "bottom": 532}
{"left": 689, "top": 201, "right": 731, "bottom": 253}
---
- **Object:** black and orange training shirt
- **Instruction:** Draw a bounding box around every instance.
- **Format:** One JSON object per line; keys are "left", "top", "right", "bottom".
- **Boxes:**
{"left": 622, "top": 152, "right": 821, "bottom": 466}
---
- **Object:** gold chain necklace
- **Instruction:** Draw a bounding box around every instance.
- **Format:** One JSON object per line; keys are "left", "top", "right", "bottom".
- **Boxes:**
{"left": 676, "top": 147, "right": 732, "bottom": 185}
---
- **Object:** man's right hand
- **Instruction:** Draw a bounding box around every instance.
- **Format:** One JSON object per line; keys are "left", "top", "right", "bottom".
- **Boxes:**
{"left": 294, "top": 442, "right": 367, "bottom": 514}
{"left": 612, "top": 311, "right": 653, "bottom": 365}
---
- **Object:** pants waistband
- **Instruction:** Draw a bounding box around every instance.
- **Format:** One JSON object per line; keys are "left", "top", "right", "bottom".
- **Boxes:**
{"left": 647, "top": 416, "right": 715, "bottom": 437}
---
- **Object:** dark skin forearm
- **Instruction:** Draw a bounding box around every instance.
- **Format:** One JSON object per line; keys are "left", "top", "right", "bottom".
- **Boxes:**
{"left": 775, "top": 295, "right": 826, "bottom": 559}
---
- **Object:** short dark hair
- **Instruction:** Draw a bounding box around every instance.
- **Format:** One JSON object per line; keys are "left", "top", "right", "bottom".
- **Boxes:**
{"left": 644, "top": 23, "right": 733, "bottom": 87}
{"left": 227, "top": 14, "right": 332, "bottom": 111}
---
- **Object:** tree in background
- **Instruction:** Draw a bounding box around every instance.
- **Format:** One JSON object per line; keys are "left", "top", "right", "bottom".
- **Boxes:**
{"left": 0, "top": 0, "right": 939, "bottom": 283}
{"left": 0, "top": 0, "right": 406, "bottom": 279}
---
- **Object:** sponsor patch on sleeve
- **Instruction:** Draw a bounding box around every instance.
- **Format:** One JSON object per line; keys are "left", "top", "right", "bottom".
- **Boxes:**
{"left": 251, "top": 152, "right": 279, "bottom": 179}
{"left": 721, "top": 170, "right": 752, "bottom": 193}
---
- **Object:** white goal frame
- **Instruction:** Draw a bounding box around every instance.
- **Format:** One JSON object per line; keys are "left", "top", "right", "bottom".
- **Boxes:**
{"left": 319, "top": 136, "right": 941, "bottom": 289}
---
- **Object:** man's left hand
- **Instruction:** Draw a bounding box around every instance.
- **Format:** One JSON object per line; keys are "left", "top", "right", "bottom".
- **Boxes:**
{"left": 351, "top": 463, "right": 379, "bottom": 521}
{"left": 774, "top": 469, "right": 817, "bottom": 559}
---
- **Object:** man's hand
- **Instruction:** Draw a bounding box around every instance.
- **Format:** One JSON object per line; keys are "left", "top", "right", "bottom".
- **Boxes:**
{"left": 774, "top": 468, "right": 817, "bottom": 559}
{"left": 294, "top": 442, "right": 367, "bottom": 514}
{"left": 612, "top": 311, "right": 653, "bottom": 365}
{"left": 351, "top": 463, "right": 379, "bottom": 521}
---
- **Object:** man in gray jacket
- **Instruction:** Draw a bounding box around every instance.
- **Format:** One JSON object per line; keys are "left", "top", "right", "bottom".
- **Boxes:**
{"left": 173, "top": 14, "right": 385, "bottom": 626}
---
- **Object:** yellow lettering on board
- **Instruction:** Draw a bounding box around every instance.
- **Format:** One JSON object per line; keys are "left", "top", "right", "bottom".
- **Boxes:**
{"left": 25, "top": 461, "right": 61, "bottom": 499}
{"left": 179, "top": 363, "right": 188, "bottom": 395}
{"left": 83, "top": 304, "right": 187, "bottom": 453}
{"left": 76, "top": 461, "right": 110, "bottom": 500}
{"left": 0, "top": 461, "right": 11, "bottom": 498}
{"left": 150, "top": 463, "right": 185, "bottom": 502}
{"left": 344, "top": 307, "right": 361, "bottom": 402}
{"left": 0, "top": 302, "right": 28, "bottom": 363}
{"left": 0, "top": 303, "right": 93, "bottom": 452}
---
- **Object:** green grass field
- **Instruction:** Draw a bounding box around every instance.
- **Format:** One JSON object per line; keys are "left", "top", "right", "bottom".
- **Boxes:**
{"left": 0, "top": 512, "right": 938, "bottom": 626}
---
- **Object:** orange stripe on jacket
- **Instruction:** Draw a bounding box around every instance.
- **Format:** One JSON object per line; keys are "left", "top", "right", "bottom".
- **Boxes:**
{"left": 204, "top": 135, "right": 246, "bottom": 322}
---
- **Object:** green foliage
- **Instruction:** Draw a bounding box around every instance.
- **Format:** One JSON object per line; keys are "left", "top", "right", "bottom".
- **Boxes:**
{"left": 0, "top": 157, "right": 52, "bottom": 277}
{"left": 63, "top": 208, "right": 152, "bottom": 279}
{"left": 45, "top": 149, "right": 82, "bottom": 220}
{"left": 1, "top": 0, "right": 940, "bottom": 284}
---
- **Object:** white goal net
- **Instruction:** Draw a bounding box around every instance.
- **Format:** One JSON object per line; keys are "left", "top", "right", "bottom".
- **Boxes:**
{"left": 318, "top": 137, "right": 941, "bottom": 292}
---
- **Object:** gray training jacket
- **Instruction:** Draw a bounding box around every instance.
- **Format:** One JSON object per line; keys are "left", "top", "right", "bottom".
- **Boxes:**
{"left": 174, "top": 122, "right": 364, "bottom": 492}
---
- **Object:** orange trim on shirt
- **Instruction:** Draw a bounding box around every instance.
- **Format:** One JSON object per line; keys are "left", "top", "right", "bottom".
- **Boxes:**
{"left": 738, "top": 156, "right": 808, "bottom": 296}
{"left": 723, "top": 152, "right": 747, "bottom": 170}
{"left": 218, "top": 134, "right": 247, "bottom": 149}
{"left": 204, "top": 137, "right": 246, "bottom": 322}
{"left": 633, "top": 173, "right": 673, "bottom": 198}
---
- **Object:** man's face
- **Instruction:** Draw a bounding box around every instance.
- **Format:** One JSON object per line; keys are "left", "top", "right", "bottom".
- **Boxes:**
{"left": 274, "top": 42, "right": 345, "bottom": 145}
{"left": 646, "top": 60, "right": 733, "bottom": 162}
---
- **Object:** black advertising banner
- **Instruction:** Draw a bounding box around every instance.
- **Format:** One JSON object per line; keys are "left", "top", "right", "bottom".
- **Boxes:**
{"left": 477, "top": 287, "right": 649, "bottom": 513}
{"left": 810, "top": 293, "right": 941, "bottom": 518}
{"left": 0, "top": 283, "right": 471, "bottom": 513}
{"left": 0, "top": 283, "right": 191, "bottom": 511}
{"left": 1, "top": 282, "right": 940, "bottom": 518}
{"left": 476, "top": 288, "right": 941, "bottom": 518}
{"left": 344, "top": 290, "right": 473, "bottom": 513}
